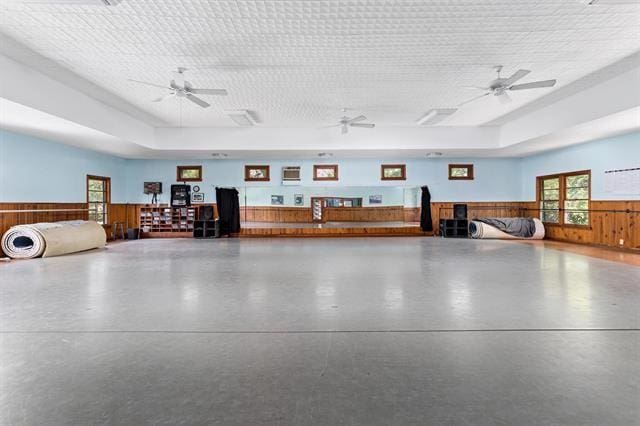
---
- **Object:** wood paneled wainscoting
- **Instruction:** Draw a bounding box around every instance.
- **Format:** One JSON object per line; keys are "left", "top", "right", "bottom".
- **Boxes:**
{"left": 432, "top": 201, "right": 639, "bottom": 251}
{"left": 324, "top": 206, "right": 405, "bottom": 222}
{"left": 241, "top": 206, "right": 311, "bottom": 223}
{"left": 0, "top": 203, "right": 89, "bottom": 240}
{"left": 520, "top": 200, "right": 639, "bottom": 251}
{"left": 0, "top": 203, "right": 89, "bottom": 256}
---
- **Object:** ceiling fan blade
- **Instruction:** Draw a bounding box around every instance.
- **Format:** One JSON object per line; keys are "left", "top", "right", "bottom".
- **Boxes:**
{"left": 350, "top": 123, "right": 375, "bottom": 128}
{"left": 190, "top": 88, "right": 228, "bottom": 96}
{"left": 509, "top": 79, "right": 557, "bottom": 90}
{"left": 127, "top": 79, "right": 169, "bottom": 89}
{"left": 462, "top": 85, "right": 490, "bottom": 90}
{"left": 498, "top": 92, "right": 512, "bottom": 104}
{"left": 186, "top": 94, "right": 210, "bottom": 108}
{"left": 152, "top": 93, "right": 176, "bottom": 102}
{"left": 457, "top": 92, "right": 490, "bottom": 107}
{"left": 347, "top": 115, "right": 367, "bottom": 124}
{"left": 503, "top": 69, "right": 531, "bottom": 86}
{"left": 341, "top": 124, "right": 349, "bottom": 134}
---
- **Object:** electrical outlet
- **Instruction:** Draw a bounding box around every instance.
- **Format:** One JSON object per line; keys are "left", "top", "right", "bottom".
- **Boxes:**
{"left": 619, "top": 239, "right": 625, "bottom": 246}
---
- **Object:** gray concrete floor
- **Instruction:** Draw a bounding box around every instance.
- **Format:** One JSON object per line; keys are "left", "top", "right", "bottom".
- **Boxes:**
{"left": 1, "top": 238, "right": 638, "bottom": 425}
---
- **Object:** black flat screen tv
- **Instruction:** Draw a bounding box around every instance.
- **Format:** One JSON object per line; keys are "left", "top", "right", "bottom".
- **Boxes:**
{"left": 144, "top": 182, "right": 162, "bottom": 195}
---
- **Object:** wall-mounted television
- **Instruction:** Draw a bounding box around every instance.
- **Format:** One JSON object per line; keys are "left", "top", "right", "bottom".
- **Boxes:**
{"left": 144, "top": 182, "right": 162, "bottom": 194}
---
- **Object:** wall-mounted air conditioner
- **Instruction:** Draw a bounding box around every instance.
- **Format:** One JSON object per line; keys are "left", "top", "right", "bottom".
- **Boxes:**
{"left": 282, "top": 167, "right": 301, "bottom": 185}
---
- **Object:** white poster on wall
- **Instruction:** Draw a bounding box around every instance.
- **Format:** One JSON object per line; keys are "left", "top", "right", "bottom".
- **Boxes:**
{"left": 604, "top": 167, "right": 640, "bottom": 195}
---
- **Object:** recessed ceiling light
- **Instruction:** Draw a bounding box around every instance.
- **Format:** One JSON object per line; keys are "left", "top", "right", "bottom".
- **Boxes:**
{"left": 416, "top": 109, "right": 457, "bottom": 126}
{"left": 426, "top": 152, "right": 443, "bottom": 157}
{"left": 318, "top": 152, "right": 333, "bottom": 158}
{"left": 211, "top": 153, "right": 228, "bottom": 158}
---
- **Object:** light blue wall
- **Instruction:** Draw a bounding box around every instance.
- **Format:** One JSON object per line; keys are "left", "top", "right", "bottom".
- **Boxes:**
{"left": 0, "top": 130, "right": 127, "bottom": 203}
{"left": 520, "top": 132, "right": 640, "bottom": 201}
{"left": 3, "top": 129, "right": 637, "bottom": 205}
{"left": 124, "top": 158, "right": 523, "bottom": 205}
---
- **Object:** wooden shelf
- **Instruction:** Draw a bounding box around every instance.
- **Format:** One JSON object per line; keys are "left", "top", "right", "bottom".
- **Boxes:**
{"left": 140, "top": 206, "right": 196, "bottom": 238}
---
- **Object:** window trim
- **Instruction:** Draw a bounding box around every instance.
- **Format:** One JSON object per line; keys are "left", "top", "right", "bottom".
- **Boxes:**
{"left": 536, "top": 170, "right": 591, "bottom": 228}
{"left": 313, "top": 164, "right": 339, "bottom": 181}
{"left": 244, "top": 165, "right": 271, "bottom": 182}
{"left": 86, "top": 174, "right": 111, "bottom": 225}
{"left": 176, "top": 165, "right": 203, "bottom": 182}
{"left": 381, "top": 164, "right": 407, "bottom": 181}
{"left": 448, "top": 164, "right": 474, "bottom": 180}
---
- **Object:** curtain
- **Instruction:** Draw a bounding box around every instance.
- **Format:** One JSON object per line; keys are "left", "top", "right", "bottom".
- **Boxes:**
{"left": 215, "top": 187, "right": 240, "bottom": 236}
{"left": 420, "top": 185, "right": 433, "bottom": 232}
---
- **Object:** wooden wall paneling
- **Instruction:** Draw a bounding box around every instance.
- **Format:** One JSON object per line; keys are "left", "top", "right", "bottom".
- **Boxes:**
{"left": 0, "top": 203, "right": 89, "bottom": 256}
{"left": 403, "top": 207, "right": 421, "bottom": 223}
{"left": 323, "top": 206, "right": 405, "bottom": 222}
{"left": 241, "top": 206, "right": 311, "bottom": 223}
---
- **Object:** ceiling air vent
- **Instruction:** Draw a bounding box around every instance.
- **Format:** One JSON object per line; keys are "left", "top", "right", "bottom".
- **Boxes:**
{"left": 225, "top": 110, "right": 257, "bottom": 127}
{"left": 416, "top": 109, "right": 457, "bottom": 126}
{"left": 20, "top": 0, "right": 124, "bottom": 5}
{"left": 577, "top": 0, "right": 639, "bottom": 4}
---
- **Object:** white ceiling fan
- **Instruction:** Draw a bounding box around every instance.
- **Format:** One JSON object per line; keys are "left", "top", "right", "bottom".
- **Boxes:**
{"left": 459, "top": 66, "right": 557, "bottom": 106}
{"left": 127, "top": 67, "right": 228, "bottom": 108}
{"left": 325, "top": 109, "right": 376, "bottom": 134}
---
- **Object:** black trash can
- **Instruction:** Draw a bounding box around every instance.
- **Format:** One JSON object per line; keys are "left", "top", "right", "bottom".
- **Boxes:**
{"left": 127, "top": 228, "right": 140, "bottom": 240}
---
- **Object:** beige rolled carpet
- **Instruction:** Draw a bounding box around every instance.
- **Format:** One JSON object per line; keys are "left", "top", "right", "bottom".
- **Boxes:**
{"left": 469, "top": 218, "right": 545, "bottom": 240}
{"left": 1, "top": 220, "right": 106, "bottom": 259}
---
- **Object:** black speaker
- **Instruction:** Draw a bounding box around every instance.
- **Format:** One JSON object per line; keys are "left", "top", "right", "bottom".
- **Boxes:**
{"left": 200, "top": 205, "right": 214, "bottom": 221}
{"left": 171, "top": 184, "right": 191, "bottom": 207}
{"left": 453, "top": 204, "right": 467, "bottom": 220}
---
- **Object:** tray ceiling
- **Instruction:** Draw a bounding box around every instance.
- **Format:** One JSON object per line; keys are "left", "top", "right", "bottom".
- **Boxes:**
{"left": 0, "top": 0, "right": 639, "bottom": 127}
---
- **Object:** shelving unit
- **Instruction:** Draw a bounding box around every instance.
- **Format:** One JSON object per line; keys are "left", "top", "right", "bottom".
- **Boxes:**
{"left": 140, "top": 206, "right": 195, "bottom": 238}
{"left": 439, "top": 219, "right": 469, "bottom": 238}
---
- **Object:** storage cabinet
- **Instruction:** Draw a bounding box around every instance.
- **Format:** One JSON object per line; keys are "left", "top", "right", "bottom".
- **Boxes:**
{"left": 139, "top": 206, "right": 195, "bottom": 237}
{"left": 439, "top": 219, "right": 468, "bottom": 238}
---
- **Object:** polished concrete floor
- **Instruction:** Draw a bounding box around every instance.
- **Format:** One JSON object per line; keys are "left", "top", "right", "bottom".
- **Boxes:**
{"left": 1, "top": 238, "right": 638, "bottom": 425}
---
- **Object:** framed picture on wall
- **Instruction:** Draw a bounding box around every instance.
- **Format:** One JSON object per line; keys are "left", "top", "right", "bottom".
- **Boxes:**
{"left": 294, "top": 194, "right": 304, "bottom": 206}
{"left": 177, "top": 165, "right": 202, "bottom": 182}
{"left": 448, "top": 164, "right": 474, "bottom": 180}
{"left": 271, "top": 195, "right": 284, "bottom": 205}
{"left": 381, "top": 164, "right": 406, "bottom": 180}
{"left": 313, "top": 164, "right": 339, "bottom": 181}
{"left": 369, "top": 195, "right": 382, "bottom": 204}
{"left": 191, "top": 193, "right": 204, "bottom": 203}
{"left": 245, "top": 165, "right": 270, "bottom": 181}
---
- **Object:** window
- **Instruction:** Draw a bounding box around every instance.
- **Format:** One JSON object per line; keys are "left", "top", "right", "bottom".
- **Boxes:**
{"left": 564, "top": 173, "right": 590, "bottom": 225}
{"left": 313, "top": 165, "right": 339, "bottom": 181}
{"left": 244, "top": 165, "right": 270, "bottom": 181}
{"left": 177, "top": 166, "right": 202, "bottom": 182}
{"left": 381, "top": 164, "right": 406, "bottom": 181}
{"left": 540, "top": 176, "right": 560, "bottom": 224}
{"left": 537, "top": 170, "right": 590, "bottom": 226}
{"left": 448, "top": 164, "right": 474, "bottom": 180}
{"left": 87, "top": 175, "right": 110, "bottom": 225}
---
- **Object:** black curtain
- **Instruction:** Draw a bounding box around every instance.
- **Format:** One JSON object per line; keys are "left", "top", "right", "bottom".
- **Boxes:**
{"left": 215, "top": 187, "right": 240, "bottom": 236}
{"left": 420, "top": 185, "right": 433, "bottom": 232}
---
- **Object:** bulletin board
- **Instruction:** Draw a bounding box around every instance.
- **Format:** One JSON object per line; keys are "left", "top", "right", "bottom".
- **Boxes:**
{"left": 603, "top": 167, "right": 640, "bottom": 195}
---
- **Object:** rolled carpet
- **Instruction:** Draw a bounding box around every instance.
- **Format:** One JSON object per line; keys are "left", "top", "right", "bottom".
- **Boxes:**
{"left": 469, "top": 218, "right": 545, "bottom": 240}
{"left": 1, "top": 220, "right": 106, "bottom": 259}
